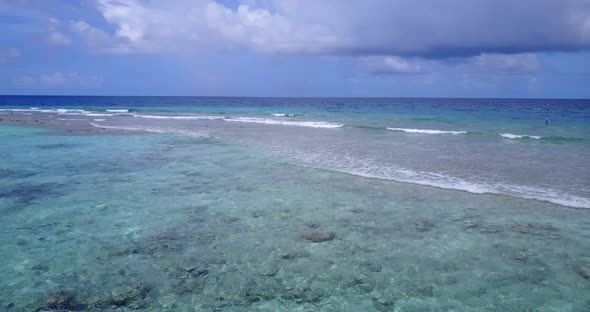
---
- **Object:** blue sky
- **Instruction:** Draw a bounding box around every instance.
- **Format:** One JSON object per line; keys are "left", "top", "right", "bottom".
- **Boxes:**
{"left": 0, "top": 0, "right": 589, "bottom": 98}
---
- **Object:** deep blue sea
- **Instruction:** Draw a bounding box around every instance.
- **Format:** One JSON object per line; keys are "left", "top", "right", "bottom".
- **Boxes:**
{"left": 1, "top": 96, "right": 589, "bottom": 311}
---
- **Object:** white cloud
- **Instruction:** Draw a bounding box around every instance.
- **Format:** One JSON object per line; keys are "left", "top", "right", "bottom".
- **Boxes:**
{"left": 356, "top": 53, "right": 543, "bottom": 78}
{"left": 12, "top": 75, "right": 36, "bottom": 86}
{"left": 48, "top": 18, "right": 71, "bottom": 46}
{"left": 203, "top": 2, "right": 345, "bottom": 53}
{"left": 0, "top": 48, "right": 20, "bottom": 63}
{"left": 71, "top": 0, "right": 590, "bottom": 57}
{"left": 360, "top": 56, "right": 422, "bottom": 74}
{"left": 49, "top": 30, "right": 72, "bottom": 46}
{"left": 71, "top": 20, "right": 135, "bottom": 54}
{"left": 528, "top": 76, "right": 538, "bottom": 91}
{"left": 471, "top": 53, "right": 541, "bottom": 74}
{"left": 12, "top": 72, "right": 103, "bottom": 88}
{"left": 72, "top": 0, "right": 343, "bottom": 54}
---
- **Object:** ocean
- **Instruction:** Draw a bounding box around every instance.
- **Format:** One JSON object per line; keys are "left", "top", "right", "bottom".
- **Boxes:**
{"left": 0, "top": 96, "right": 589, "bottom": 311}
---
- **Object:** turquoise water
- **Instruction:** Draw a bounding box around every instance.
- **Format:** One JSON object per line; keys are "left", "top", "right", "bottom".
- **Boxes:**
{"left": 1, "top": 97, "right": 590, "bottom": 311}
{"left": 4, "top": 97, "right": 588, "bottom": 208}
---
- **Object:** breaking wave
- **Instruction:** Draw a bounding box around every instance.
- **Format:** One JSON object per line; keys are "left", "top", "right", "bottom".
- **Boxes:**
{"left": 133, "top": 114, "right": 225, "bottom": 120}
{"left": 90, "top": 122, "right": 207, "bottom": 137}
{"left": 271, "top": 113, "right": 297, "bottom": 117}
{"left": 387, "top": 127, "right": 467, "bottom": 135}
{"left": 500, "top": 133, "right": 542, "bottom": 139}
{"left": 283, "top": 152, "right": 590, "bottom": 209}
{"left": 225, "top": 117, "right": 343, "bottom": 128}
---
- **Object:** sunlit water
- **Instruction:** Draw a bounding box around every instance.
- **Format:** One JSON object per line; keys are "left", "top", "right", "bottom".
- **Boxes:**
{"left": 1, "top": 96, "right": 589, "bottom": 311}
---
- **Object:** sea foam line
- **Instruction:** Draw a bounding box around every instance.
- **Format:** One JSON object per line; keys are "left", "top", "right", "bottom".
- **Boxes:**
{"left": 90, "top": 123, "right": 208, "bottom": 137}
{"left": 80, "top": 113, "right": 115, "bottom": 117}
{"left": 1, "top": 109, "right": 342, "bottom": 129}
{"left": 386, "top": 127, "right": 467, "bottom": 135}
{"left": 343, "top": 167, "right": 590, "bottom": 209}
{"left": 271, "top": 113, "right": 297, "bottom": 117}
{"left": 226, "top": 117, "right": 343, "bottom": 128}
{"left": 133, "top": 114, "right": 225, "bottom": 120}
{"left": 282, "top": 151, "right": 590, "bottom": 209}
{"left": 90, "top": 122, "right": 164, "bottom": 133}
{"left": 134, "top": 114, "right": 342, "bottom": 128}
{"left": 0, "top": 108, "right": 117, "bottom": 117}
{"left": 500, "top": 133, "right": 542, "bottom": 139}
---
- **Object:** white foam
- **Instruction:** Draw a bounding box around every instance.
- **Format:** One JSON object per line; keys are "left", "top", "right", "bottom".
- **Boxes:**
{"left": 494, "top": 183, "right": 590, "bottom": 209}
{"left": 133, "top": 114, "right": 341, "bottom": 128}
{"left": 281, "top": 151, "right": 590, "bottom": 209}
{"left": 271, "top": 113, "right": 296, "bottom": 117}
{"left": 90, "top": 122, "right": 165, "bottom": 133}
{"left": 106, "top": 109, "right": 129, "bottom": 113}
{"left": 93, "top": 119, "right": 106, "bottom": 121}
{"left": 349, "top": 167, "right": 590, "bottom": 209}
{"left": 90, "top": 122, "right": 208, "bottom": 137}
{"left": 500, "top": 133, "right": 542, "bottom": 139}
{"left": 0, "top": 108, "right": 47, "bottom": 112}
{"left": 387, "top": 127, "right": 467, "bottom": 135}
{"left": 83, "top": 113, "right": 115, "bottom": 117}
{"left": 56, "top": 109, "right": 89, "bottom": 114}
{"left": 32, "top": 109, "right": 61, "bottom": 113}
{"left": 0, "top": 108, "right": 121, "bottom": 117}
{"left": 46, "top": 108, "right": 109, "bottom": 117}
{"left": 226, "top": 117, "right": 343, "bottom": 128}
{"left": 133, "top": 114, "right": 224, "bottom": 120}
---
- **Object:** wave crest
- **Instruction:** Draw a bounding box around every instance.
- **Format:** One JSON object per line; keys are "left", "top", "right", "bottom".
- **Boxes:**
{"left": 226, "top": 117, "right": 343, "bottom": 128}
{"left": 271, "top": 113, "right": 297, "bottom": 117}
{"left": 283, "top": 151, "right": 590, "bottom": 209}
{"left": 133, "top": 114, "right": 224, "bottom": 120}
{"left": 500, "top": 133, "right": 542, "bottom": 139}
{"left": 387, "top": 127, "right": 467, "bottom": 135}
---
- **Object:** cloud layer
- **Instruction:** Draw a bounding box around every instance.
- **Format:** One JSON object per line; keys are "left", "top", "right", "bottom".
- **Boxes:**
{"left": 72, "top": 0, "right": 590, "bottom": 57}
{"left": 0, "top": 48, "right": 20, "bottom": 64}
{"left": 360, "top": 56, "right": 422, "bottom": 75}
{"left": 13, "top": 72, "right": 103, "bottom": 88}
{"left": 2, "top": 0, "right": 589, "bottom": 96}
{"left": 48, "top": 18, "right": 72, "bottom": 46}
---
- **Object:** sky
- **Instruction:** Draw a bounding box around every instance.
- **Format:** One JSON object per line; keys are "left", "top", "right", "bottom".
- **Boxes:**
{"left": 0, "top": 0, "right": 589, "bottom": 98}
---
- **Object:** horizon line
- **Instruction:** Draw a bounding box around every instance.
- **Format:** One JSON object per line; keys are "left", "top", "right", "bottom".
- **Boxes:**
{"left": 0, "top": 94, "right": 588, "bottom": 101}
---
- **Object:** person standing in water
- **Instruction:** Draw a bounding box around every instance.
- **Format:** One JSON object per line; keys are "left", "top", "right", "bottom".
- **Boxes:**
{"left": 546, "top": 104, "right": 550, "bottom": 125}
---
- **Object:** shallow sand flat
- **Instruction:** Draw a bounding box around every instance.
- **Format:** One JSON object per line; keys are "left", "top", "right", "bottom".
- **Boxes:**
{"left": 0, "top": 111, "right": 148, "bottom": 135}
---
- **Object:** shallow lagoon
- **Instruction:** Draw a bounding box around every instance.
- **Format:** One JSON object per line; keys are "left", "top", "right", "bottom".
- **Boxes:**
{"left": 1, "top": 125, "right": 590, "bottom": 311}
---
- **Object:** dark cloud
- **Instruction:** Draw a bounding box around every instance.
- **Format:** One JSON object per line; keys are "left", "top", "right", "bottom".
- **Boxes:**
{"left": 69, "top": 0, "right": 590, "bottom": 58}
{"left": 271, "top": 0, "right": 590, "bottom": 58}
